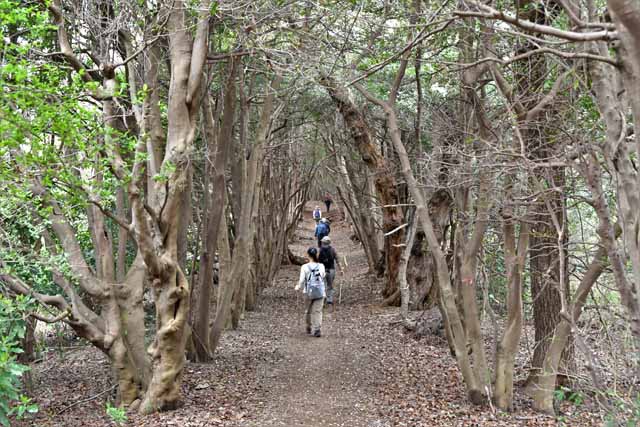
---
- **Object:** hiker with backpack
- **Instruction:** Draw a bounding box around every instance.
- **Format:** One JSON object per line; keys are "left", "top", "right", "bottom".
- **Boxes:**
{"left": 312, "top": 205, "right": 322, "bottom": 224}
{"left": 314, "top": 218, "right": 330, "bottom": 247}
{"left": 294, "top": 247, "right": 326, "bottom": 337}
{"left": 319, "top": 236, "right": 342, "bottom": 309}
{"left": 324, "top": 192, "right": 333, "bottom": 212}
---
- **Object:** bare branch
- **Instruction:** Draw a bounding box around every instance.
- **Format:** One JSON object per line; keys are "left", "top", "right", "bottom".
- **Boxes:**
{"left": 447, "top": 47, "right": 619, "bottom": 69}
{"left": 455, "top": 3, "right": 618, "bottom": 42}
{"left": 45, "top": 0, "right": 100, "bottom": 82}
{"left": 557, "top": 0, "right": 615, "bottom": 30}
{"left": 187, "top": 0, "right": 214, "bottom": 105}
{"left": 0, "top": 271, "right": 69, "bottom": 313}
{"left": 29, "top": 309, "right": 70, "bottom": 323}
{"left": 489, "top": 64, "right": 526, "bottom": 118}
{"left": 207, "top": 50, "right": 252, "bottom": 62}
{"left": 384, "top": 223, "right": 409, "bottom": 236}
{"left": 347, "top": 19, "right": 454, "bottom": 87}
{"left": 114, "top": 35, "right": 160, "bottom": 70}
{"left": 526, "top": 69, "right": 572, "bottom": 121}
{"left": 87, "top": 199, "right": 132, "bottom": 233}
{"left": 31, "top": 182, "right": 104, "bottom": 297}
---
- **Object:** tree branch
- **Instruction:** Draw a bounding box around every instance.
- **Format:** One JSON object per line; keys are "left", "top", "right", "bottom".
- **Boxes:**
{"left": 45, "top": 0, "right": 100, "bottom": 82}
{"left": 31, "top": 182, "right": 104, "bottom": 297}
{"left": 455, "top": 4, "right": 618, "bottom": 42}
{"left": 489, "top": 64, "right": 526, "bottom": 118}
{"left": 447, "top": 47, "right": 619, "bottom": 69}
{"left": 29, "top": 309, "right": 70, "bottom": 323}
{"left": 347, "top": 19, "right": 454, "bottom": 87}
{"left": 526, "top": 69, "right": 572, "bottom": 121}
{"left": 187, "top": 0, "right": 213, "bottom": 105}
{"left": 0, "top": 271, "right": 69, "bottom": 314}
{"left": 87, "top": 199, "right": 132, "bottom": 233}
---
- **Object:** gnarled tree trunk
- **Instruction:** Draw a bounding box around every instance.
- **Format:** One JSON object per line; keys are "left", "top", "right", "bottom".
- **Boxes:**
{"left": 322, "top": 77, "right": 404, "bottom": 301}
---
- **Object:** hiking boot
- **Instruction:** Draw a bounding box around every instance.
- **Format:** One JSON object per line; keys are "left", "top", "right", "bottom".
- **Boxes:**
{"left": 313, "top": 330, "right": 321, "bottom": 338}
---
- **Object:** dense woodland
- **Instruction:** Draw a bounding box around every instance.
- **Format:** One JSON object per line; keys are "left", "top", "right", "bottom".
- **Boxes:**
{"left": 1, "top": 0, "right": 640, "bottom": 425}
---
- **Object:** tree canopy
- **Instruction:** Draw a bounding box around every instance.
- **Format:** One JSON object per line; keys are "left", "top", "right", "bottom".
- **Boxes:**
{"left": 2, "top": 0, "right": 640, "bottom": 425}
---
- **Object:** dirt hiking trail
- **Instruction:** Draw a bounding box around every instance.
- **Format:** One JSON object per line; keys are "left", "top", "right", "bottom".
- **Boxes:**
{"left": 20, "top": 202, "right": 599, "bottom": 427}
{"left": 240, "top": 202, "right": 383, "bottom": 427}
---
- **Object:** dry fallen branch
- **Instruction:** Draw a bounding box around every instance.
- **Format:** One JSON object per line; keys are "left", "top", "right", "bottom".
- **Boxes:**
{"left": 55, "top": 385, "right": 117, "bottom": 415}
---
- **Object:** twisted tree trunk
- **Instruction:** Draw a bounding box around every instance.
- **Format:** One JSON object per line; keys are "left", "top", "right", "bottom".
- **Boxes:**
{"left": 322, "top": 78, "right": 404, "bottom": 300}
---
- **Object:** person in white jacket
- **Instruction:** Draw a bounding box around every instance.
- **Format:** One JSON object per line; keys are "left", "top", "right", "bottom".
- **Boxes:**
{"left": 312, "top": 205, "right": 322, "bottom": 224}
{"left": 295, "top": 247, "right": 326, "bottom": 337}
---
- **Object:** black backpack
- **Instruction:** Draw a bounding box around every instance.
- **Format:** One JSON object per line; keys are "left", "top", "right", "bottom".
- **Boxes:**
{"left": 318, "top": 246, "right": 335, "bottom": 270}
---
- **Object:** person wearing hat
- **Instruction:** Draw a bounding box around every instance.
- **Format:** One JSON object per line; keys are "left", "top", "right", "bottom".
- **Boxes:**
{"left": 314, "top": 217, "right": 330, "bottom": 247}
{"left": 319, "top": 236, "right": 342, "bottom": 309}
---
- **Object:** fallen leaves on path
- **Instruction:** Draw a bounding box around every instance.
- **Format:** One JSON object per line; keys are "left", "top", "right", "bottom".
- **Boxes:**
{"left": 14, "top": 204, "right": 604, "bottom": 427}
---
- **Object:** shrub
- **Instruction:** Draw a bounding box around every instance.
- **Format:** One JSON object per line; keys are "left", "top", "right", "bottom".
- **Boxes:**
{"left": 0, "top": 295, "right": 37, "bottom": 426}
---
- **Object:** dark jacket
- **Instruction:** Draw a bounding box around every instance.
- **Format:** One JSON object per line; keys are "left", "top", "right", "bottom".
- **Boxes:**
{"left": 319, "top": 246, "right": 338, "bottom": 270}
{"left": 315, "top": 222, "right": 329, "bottom": 238}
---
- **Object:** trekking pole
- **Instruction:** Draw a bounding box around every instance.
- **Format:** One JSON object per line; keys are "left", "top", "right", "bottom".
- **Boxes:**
{"left": 296, "top": 287, "right": 301, "bottom": 328}
{"left": 339, "top": 255, "right": 348, "bottom": 305}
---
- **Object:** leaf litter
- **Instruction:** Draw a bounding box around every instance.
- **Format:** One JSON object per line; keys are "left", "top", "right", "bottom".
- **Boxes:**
{"left": 13, "top": 208, "right": 604, "bottom": 426}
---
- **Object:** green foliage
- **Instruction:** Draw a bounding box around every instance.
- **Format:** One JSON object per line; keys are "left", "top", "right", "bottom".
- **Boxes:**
{"left": 153, "top": 160, "right": 177, "bottom": 183}
{"left": 106, "top": 402, "right": 127, "bottom": 426}
{"left": 553, "top": 386, "right": 584, "bottom": 407}
{"left": 0, "top": 0, "right": 134, "bottom": 289}
{"left": 0, "top": 0, "right": 108, "bottom": 206}
{"left": 604, "top": 393, "right": 640, "bottom": 427}
{"left": 0, "top": 296, "right": 38, "bottom": 426}
{"left": 210, "top": 0, "right": 218, "bottom": 16}
{"left": 0, "top": 194, "right": 83, "bottom": 298}
{"left": 482, "top": 230, "right": 508, "bottom": 312}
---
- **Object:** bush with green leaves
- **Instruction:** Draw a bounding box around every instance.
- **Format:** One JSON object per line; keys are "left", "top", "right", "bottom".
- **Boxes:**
{"left": 0, "top": 295, "right": 37, "bottom": 426}
{"left": 603, "top": 392, "right": 640, "bottom": 427}
{"left": 554, "top": 386, "right": 585, "bottom": 407}
{"left": 105, "top": 402, "right": 127, "bottom": 426}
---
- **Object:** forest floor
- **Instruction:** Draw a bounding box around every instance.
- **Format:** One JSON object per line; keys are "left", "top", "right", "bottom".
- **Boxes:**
{"left": 16, "top": 202, "right": 604, "bottom": 427}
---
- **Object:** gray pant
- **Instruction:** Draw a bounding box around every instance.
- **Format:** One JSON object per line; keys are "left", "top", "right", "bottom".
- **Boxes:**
{"left": 325, "top": 269, "right": 336, "bottom": 304}
{"left": 305, "top": 297, "right": 324, "bottom": 333}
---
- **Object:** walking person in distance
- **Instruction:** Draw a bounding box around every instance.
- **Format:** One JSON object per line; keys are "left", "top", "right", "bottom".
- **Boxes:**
{"left": 324, "top": 192, "right": 333, "bottom": 212}
{"left": 312, "top": 205, "right": 322, "bottom": 224}
{"left": 294, "top": 247, "right": 326, "bottom": 337}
